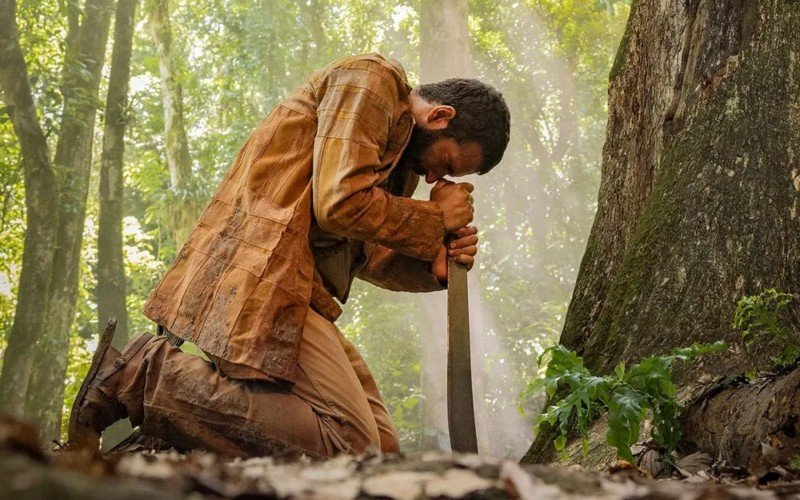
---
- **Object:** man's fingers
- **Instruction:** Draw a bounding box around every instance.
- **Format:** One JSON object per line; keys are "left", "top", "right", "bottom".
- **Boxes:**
{"left": 449, "top": 235, "right": 478, "bottom": 249}
{"left": 448, "top": 245, "right": 477, "bottom": 257}
{"left": 454, "top": 254, "right": 474, "bottom": 268}
{"left": 432, "top": 179, "right": 450, "bottom": 193}
{"left": 454, "top": 225, "right": 478, "bottom": 238}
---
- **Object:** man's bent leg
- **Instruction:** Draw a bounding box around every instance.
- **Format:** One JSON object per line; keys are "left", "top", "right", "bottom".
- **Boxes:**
{"left": 336, "top": 332, "right": 401, "bottom": 453}
{"left": 288, "top": 309, "right": 385, "bottom": 453}
{"left": 117, "top": 335, "right": 345, "bottom": 458}
{"left": 110, "top": 308, "right": 389, "bottom": 457}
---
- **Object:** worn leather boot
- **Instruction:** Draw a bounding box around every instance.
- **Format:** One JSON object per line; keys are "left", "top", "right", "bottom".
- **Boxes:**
{"left": 67, "top": 321, "right": 151, "bottom": 449}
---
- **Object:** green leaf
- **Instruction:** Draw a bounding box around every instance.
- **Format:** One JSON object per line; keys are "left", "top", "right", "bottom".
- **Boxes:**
{"left": 531, "top": 340, "right": 727, "bottom": 461}
{"left": 614, "top": 362, "right": 625, "bottom": 380}
{"left": 554, "top": 434, "right": 568, "bottom": 457}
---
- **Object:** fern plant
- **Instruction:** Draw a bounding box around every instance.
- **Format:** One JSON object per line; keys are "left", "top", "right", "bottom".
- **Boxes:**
{"left": 732, "top": 289, "right": 797, "bottom": 368}
{"left": 527, "top": 341, "right": 728, "bottom": 461}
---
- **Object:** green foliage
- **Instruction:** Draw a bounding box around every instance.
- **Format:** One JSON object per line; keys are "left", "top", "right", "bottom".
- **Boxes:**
{"left": 467, "top": 1, "right": 631, "bottom": 444}
{"left": 733, "top": 289, "right": 798, "bottom": 369}
{"left": 527, "top": 341, "right": 728, "bottom": 461}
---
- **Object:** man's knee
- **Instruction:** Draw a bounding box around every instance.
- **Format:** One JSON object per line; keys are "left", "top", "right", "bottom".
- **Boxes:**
{"left": 379, "top": 429, "right": 400, "bottom": 454}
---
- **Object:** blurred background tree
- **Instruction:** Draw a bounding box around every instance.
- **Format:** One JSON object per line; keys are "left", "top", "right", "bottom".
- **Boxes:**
{"left": 0, "top": 0, "right": 629, "bottom": 458}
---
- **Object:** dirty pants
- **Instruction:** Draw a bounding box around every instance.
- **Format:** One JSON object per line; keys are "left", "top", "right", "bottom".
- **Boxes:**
{"left": 117, "top": 308, "right": 399, "bottom": 458}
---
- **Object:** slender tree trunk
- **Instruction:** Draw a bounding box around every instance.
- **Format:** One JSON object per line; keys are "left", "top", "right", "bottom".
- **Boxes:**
{"left": 96, "top": 0, "right": 138, "bottom": 449}
{"left": 419, "top": 0, "right": 472, "bottom": 83}
{"left": 145, "top": 0, "right": 194, "bottom": 247}
{"left": 98, "top": 0, "right": 137, "bottom": 349}
{"left": 417, "top": 0, "right": 473, "bottom": 452}
{"left": 524, "top": 0, "right": 800, "bottom": 466}
{"left": 25, "top": 0, "right": 115, "bottom": 438}
{"left": 62, "top": 0, "right": 81, "bottom": 77}
{"left": 0, "top": 0, "right": 59, "bottom": 416}
{"left": 146, "top": 0, "right": 190, "bottom": 189}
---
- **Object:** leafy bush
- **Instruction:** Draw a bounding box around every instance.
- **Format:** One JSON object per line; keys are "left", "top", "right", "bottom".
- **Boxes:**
{"left": 732, "top": 289, "right": 798, "bottom": 369}
{"left": 527, "top": 341, "right": 728, "bottom": 461}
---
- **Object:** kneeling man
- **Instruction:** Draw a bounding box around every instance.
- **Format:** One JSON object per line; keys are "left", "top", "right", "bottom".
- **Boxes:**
{"left": 69, "top": 53, "right": 510, "bottom": 457}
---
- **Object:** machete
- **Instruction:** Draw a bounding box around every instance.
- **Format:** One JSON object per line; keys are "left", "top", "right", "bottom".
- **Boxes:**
{"left": 447, "top": 259, "right": 478, "bottom": 453}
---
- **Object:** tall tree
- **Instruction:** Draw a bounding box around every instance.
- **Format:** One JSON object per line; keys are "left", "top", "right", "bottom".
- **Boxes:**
{"left": 95, "top": 0, "right": 139, "bottom": 449}
{"left": 98, "top": 0, "right": 138, "bottom": 349}
{"left": 25, "top": 0, "right": 115, "bottom": 437}
{"left": 419, "top": 0, "right": 471, "bottom": 83}
{"left": 417, "top": 0, "right": 473, "bottom": 452}
{"left": 146, "top": 0, "right": 194, "bottom": 248}
{"left": 524, "top": 0, "right": 800, "bottom": 467}
{"left": 0, "top": 0, "right": 60, "bottom": 416}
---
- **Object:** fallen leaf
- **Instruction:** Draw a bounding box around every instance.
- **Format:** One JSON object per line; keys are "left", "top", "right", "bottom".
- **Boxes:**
{"left": 676, "top": 452, "right": 712, "bottom": 475}
{"left": 424, "top": 469, "right": 496, "bottom": 497}
{"left": 639, "top": 449, "right": 662, "bottom": 478}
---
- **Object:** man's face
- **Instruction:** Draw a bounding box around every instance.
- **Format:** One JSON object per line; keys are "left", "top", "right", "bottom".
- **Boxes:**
{"left": 400, "top": 125, "right": 484, "bottom": 184}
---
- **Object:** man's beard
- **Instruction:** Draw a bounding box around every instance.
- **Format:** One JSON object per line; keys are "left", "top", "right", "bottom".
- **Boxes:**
{"left": 399, "top": 125, "right": 444, "bottom": 176}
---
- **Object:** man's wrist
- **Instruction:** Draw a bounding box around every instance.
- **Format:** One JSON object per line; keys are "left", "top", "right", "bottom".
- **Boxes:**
{"left": 428, "top": 261, "right": 448, "bottom": 288}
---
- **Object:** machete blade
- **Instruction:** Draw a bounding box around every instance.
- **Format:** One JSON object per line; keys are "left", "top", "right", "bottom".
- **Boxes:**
{"left": 447, "top": 260, "right": 478, "bottom": 453}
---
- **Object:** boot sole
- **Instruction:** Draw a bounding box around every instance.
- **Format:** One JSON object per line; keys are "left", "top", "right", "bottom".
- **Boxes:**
{"left": 67, "top": 318, "right": 117, "bottom": 444}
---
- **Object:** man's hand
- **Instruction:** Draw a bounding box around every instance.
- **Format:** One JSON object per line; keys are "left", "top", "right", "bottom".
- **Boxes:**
{"left": 432, "top": 226, "right": 479, "bottom": 282}
{"left": 430, "top": 180, "right": 475, "bottom": 232}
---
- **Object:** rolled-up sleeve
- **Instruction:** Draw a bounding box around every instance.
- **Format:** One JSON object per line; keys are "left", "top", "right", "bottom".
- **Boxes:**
{"left": 312, "top": 61, "right": 446, "bottom": 262}
{"left": 357, "top": 243, "right": 446, "bottom": 292}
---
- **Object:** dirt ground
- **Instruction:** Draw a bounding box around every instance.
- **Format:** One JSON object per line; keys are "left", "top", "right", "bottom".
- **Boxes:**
{"left": 2, "top": 416, "right": 799, "bottom": 499}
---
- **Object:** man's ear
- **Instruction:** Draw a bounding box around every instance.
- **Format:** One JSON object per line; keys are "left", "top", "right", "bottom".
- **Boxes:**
{"left": 426, "top": 105, "right": 456, "bottom": 130}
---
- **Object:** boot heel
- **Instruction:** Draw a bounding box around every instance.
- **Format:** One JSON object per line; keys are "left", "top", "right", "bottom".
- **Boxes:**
{"left": 67, "top": 318, "right": 117, "bottom": 443}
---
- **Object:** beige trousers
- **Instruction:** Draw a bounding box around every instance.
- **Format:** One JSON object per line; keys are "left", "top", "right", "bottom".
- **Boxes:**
{"left": 117, "top": 309, "right": 399, "bottom": 458}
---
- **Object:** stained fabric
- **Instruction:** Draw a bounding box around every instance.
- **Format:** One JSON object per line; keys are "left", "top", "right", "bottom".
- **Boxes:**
{"left": 117, "top": 309, "right": 400, "bottom": 458}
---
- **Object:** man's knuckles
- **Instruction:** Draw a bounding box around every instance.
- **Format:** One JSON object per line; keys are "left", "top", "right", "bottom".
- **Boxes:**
{"left": 448, "top": 245, "right": 477, "bottom": 257}
{"left": 450, "top": 235, "right": 478, "bottom": 248}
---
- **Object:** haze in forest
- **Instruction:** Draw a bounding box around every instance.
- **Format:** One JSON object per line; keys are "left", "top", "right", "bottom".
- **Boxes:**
{"left": 0, "top": 0, "right": 630, "bottom": 458}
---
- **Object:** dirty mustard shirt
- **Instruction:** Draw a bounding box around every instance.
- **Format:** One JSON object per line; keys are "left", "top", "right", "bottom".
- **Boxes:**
{"left": 143, "top": 54, "right": 447, "bottom": 385}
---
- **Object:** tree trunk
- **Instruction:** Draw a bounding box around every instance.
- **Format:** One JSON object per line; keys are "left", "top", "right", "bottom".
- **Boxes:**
{"left": 96, "top": 0, "right": 138, "bottom": 450}
{"left": 680, "top": 365, "right": 800, "bottom": 474}
{"left": 0, "top": 0, "right": 59, "bottom": 416}
{"left": 25, "top": 0, "right": 115, "bottom": 439}
{"left": 524, "top": 0, "right": 800, "bottom": 465}
{"left": 417, "top": 0, "right": 473, "bottom": 452}
{"left": 145, "top": 0, "right": 194, "bottom": 247}
{"left": 419, "top": 0, "right": 472, "bottom": 84}
{"left": 98, "top": 0, "right": 137, "bottom": 350}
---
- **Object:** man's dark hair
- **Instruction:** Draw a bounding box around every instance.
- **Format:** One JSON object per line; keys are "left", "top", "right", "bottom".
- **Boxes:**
{"left": 417, "top": 78, "right": 510, "bottom": 175}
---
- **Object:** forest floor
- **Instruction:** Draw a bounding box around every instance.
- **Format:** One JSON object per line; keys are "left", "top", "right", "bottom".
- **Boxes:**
{"left": 2, "top": 416, "right": 799, "bottom": 499}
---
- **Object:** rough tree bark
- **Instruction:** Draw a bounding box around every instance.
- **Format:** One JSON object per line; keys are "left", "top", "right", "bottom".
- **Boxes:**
{"left": 0, "top": 0, "right": 59, "bottom": 416}
{"left": 98, "top": 0, "right": 138, "bottom": 350}
{"left": 523, "top": 0, "right": 800, "bottom": 468}
{"left": 25, "top": 0, "right": 115, "bottom": 438}
{"left": 145, "top": 0, "right": 194, "bottom": 247}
